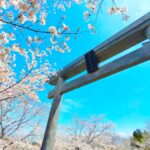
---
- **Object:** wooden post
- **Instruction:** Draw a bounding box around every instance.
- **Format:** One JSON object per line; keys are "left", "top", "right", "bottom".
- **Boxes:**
{"left": 48, "top": 42, "right": 150, "bottom": 98}
{"left": 41, "top": 77, "right": 64, "bottom": 150}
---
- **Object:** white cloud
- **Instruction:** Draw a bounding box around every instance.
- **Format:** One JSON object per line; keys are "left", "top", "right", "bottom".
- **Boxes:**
{"left": 121, "top": 0, "right": 150, "bottom": 18}
{"left": 61, "top": 103, "right": 72, "bottom": 113}
{"left": 117, "top": 131, "right": 131, "bottom": 138}
{"left": 65, "top": 99, "right": 81, "bottom": 107}
{"left": 61, "top": 99, "right": 82, "bottom": 113}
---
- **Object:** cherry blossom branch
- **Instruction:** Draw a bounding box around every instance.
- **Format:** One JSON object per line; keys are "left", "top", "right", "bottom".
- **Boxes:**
{"left": 56, "top": 16, "right": 65, "bottom": 29}
{"left": 0, "top": 104, "right": 4, "bottom": 138}
{"left": 0, "top": 67, "right": 33, "bottom": 94}
{"left": 112, "top": 0, "right": 117, "bottom": 6}
{"left": 0, "top": 93, "right": 24, "bottom": 102}
{"left": 88, "top": 126, "right": 109, "bottom": 144}
{"left": 94, "top": 0, "right": 104, "bottom": 25}
{"left": 0, "top": 18, "right": 82, "bottom": 35}
{"left": 1, "top": 115, "right": 39, "bottom": 150}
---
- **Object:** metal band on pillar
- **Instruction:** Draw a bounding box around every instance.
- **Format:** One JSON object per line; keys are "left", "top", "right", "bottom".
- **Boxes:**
{"left": 85, "top": 50, "right": 99, "bottom": 73}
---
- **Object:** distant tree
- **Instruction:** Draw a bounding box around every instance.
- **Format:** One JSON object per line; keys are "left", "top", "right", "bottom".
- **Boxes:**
{"left": 146, "top": 121, "right": 150, "bottom": 133}
{"left": 0, "top": 99, "right": 50, "bottom": 149}
{"left": 133, "top": 129, "right": 144, "bottom": 143}
{"left": 55, "top": 115, "right": 116, "bottom": 150}
{"left": 130, "top": 129, "right": 150, "bottom": 150}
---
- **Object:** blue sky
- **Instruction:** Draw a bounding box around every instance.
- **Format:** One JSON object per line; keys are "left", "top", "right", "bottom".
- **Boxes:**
{"left": 39, "top": 0, "right": 150, "bottom": 136}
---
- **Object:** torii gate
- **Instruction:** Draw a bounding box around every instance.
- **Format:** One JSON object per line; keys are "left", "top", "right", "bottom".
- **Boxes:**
{"left": 41, "top": 12, "right": 150, "bottom": 150}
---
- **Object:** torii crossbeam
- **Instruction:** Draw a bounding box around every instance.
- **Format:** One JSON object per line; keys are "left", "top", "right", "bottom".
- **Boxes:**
{"left": 41, "top": 12, "right": 150, "bottom": 150}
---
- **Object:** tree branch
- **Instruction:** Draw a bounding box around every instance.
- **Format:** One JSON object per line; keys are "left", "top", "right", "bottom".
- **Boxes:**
{"left": 0, "top": 18, "right": 82, "bottom": 35}
{"left": 0, "top": 67, "right": 33, "bottom": 94}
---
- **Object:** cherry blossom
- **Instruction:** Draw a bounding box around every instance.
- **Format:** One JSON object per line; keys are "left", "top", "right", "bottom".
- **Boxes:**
{"left": 0, "top": 1, "right": 129, "bottom": 148}
{"left": 0, "top": 0, "right": 128, "bottom": 112}
{"left": 48, "top": 26, "right": 58, "bottom": 36}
